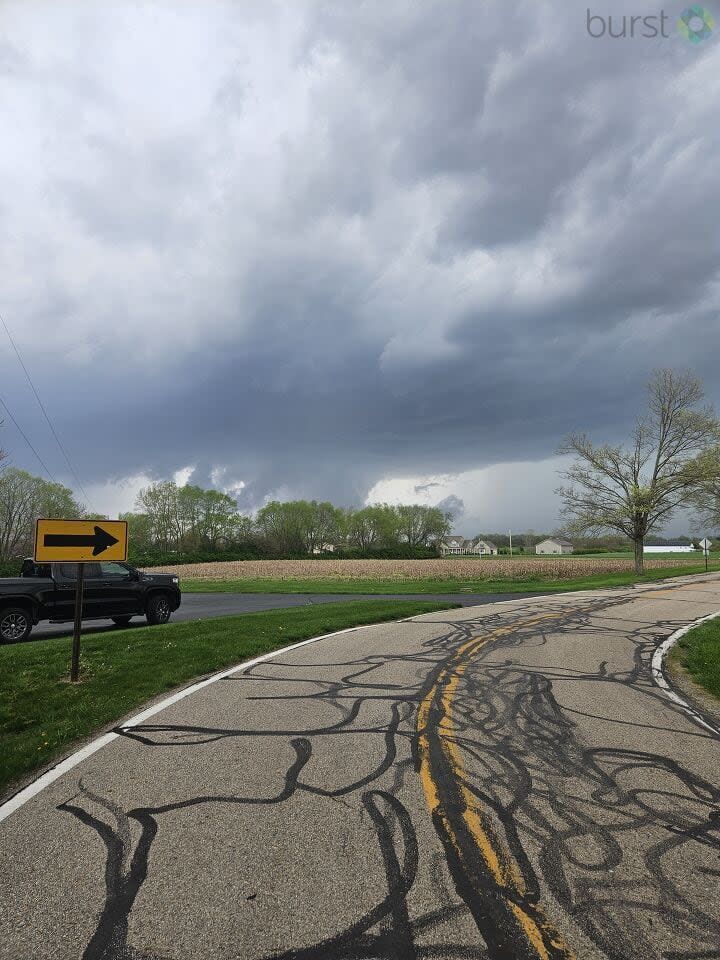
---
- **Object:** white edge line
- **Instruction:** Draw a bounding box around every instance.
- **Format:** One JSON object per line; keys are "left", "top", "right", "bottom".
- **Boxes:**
{"left": 2, "top": 580, "right": 714, "bottom": 824}
{"left": 650, "top": 610, "right": 720, "bottom": 736}
{"left": 0, "top": 621, "right": 383, "bottom": 825}
{"left": 0, "top": 590, "right": 564, "bottom": 824}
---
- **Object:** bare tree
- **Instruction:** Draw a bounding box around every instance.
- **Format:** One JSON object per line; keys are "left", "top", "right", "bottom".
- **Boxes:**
{"left": 557, "top": 370, "right": 720, "bottom": 573}
{"left": 689, "top": 446, "right": 720, "bottom": 534}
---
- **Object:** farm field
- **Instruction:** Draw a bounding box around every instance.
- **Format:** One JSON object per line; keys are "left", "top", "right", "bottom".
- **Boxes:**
{"left": 142, "top": 556, "right": 720, "bottom": 594}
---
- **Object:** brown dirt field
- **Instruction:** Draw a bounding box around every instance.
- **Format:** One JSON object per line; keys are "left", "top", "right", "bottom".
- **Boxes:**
{"left": 141, "top": 556, "right": 703, "bottom": 581}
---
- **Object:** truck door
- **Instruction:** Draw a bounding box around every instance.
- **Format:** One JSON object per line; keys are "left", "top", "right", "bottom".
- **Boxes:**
{"left": 51, "top": 563, "right": 104, "bottom": 620}
{"left": 97, "top": 562, "right": 140, "bottom": 615}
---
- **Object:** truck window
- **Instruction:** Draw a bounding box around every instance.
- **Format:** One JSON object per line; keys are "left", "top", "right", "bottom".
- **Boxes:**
{"left": 99, "top": 562, "right": 130, "bottom": 578}
{"left": 20, "top": 560, "right": 51, "bottom": 577}
{"left": 55, "top": 563, "right": 102, "bottom": 580}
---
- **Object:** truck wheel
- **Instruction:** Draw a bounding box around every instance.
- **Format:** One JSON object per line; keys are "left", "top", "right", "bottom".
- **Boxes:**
{"left": 146, "top": 594, "right": 172, "bottom": 626}
{"left": 0, "top": 607, "right": 32, "bottom": 643}
{"left": 112, "top": 616, "right": 132, "bottom": 627}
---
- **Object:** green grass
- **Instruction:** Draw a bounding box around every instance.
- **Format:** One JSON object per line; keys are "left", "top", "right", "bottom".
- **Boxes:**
{"left": 182, "top": 562, "right": 720, "bottom": 596}
{"left": 671, "top": 616, "right": 720, "bottom": 701}
{"left": 0, "top": 599, "right": 457, "bottom": 798}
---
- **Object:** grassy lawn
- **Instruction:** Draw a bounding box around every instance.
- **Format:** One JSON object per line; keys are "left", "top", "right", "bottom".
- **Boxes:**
{"left": 182, "top": 561, "right": 720, "bottom": 595}
{"left": 0, "top": 599, "right": 457, "bottom": 799}
{"left": 670, "top": 616, "right": 720, "bottom": 701}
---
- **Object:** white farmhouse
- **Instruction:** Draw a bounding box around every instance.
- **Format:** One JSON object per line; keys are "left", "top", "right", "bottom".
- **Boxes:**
{"left": 311, "top": 543, "right": 337, "bottom": 554}
{"left": 439, "top": 536, "right": 498, "bottom": 556}
{"left": 535, "top": 538, "right": 573, "bottom": 555}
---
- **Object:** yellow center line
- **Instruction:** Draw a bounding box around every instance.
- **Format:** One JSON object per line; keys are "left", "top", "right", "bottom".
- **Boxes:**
{"left": 417, "top": 611, "right": 578, "bottom": 959}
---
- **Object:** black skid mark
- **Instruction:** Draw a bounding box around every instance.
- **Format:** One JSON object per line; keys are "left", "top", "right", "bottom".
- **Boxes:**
{"left": 58, "top": 739, "right": 312, "bottom": 960}
{"left": 433, "top": 606, "right": 720, "bottom": 960}
{"left": 258, "top": 791, "right": 419, "bottom": 960}
{"left": 363, "top": 791, "right": 419, "bottom": 959}
{"left": 57, "top": 788, "right": 157, "bottom": 960}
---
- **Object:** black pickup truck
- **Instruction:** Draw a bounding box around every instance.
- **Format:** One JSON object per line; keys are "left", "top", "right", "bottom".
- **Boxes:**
{"left": 0, "top": 560, "right": 181, "bottom": 643}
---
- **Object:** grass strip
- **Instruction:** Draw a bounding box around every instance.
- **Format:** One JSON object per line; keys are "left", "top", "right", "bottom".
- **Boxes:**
{"left": 670, "top": 616, "right": 720, "bottom": 701}
{"left": 181, "top": 562, "right": 720, "bottom": 595}
{"left": 0, "top": 599, "right": 457, "bottom": 798}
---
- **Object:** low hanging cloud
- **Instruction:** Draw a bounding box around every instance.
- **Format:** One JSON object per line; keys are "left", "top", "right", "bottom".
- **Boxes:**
{"left": 0, "top": 0, "right": 718, "bottom": 532}
{"left": 436, "top": 495, "right": 465, "bottom": 522}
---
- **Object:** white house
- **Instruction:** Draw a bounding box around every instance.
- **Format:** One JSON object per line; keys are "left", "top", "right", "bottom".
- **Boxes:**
{"left": 643, "top": 543, "right": 695, "bottom": 553}
{"left": 535, "top": 538, "right": 573, "bottom": 555}
{"left": 311, "top": 542, "right": 337, "bottom": 554}
{"left": 439, "top": 536, "right": 498, "bottom": 556}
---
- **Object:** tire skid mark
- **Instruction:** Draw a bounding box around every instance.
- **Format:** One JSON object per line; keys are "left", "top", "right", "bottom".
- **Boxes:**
{"left": 416, "top": 613, "right": 577, "bottom": 960}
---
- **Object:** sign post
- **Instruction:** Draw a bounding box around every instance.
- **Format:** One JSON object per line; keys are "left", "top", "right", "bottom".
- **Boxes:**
{"left": 700, "top": 537, "right": 712, "bottom": 572}
{"left": 34, "top": 519, "right": 128, "bottom": 683}
{"left": 70, "top": 563, "right": 85, "bottom": 683}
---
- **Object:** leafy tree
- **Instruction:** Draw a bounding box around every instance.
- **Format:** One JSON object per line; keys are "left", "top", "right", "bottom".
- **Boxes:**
{"left": 134, "top": 481, "right": 249, "bottom": 550}
{"left": 0, "top": 468, "right": 83, "bottom": 561}
{"left": 345, "top": 505, "right": 400, "bottom": 549}
{"left": 256, "top": 500, "right": 306, "bottom": 554}
{"left": 120, "top": 512, "right": 154, "bottom": 551}
{"left": 197, "top": 489, "right": 248, "bottom": 548}
{"left": 396, "top": 504, "right": 451, "bottom": 547}
{"left": 304, "top": 501, "right": 343, "bottom": 553}
{"left": 136, "top": 481, "right": 180, "bottom": 550}
{"left": 557, "top": 370, "right": 720, "bottom": 573}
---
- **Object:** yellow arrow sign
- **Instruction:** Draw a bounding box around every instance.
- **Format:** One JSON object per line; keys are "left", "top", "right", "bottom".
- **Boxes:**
{"left": 34, "top": 519, "right": 128, "bottom": 563}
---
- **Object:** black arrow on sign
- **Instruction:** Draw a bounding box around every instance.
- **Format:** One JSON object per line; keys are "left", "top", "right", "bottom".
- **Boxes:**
{"left": 43, "top": 525, "right": 120, "bottom": 557}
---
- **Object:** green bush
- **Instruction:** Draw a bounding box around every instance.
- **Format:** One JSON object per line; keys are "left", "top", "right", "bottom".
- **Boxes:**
{"left": 0, "top": 559, "right": 21, "bottom": 578}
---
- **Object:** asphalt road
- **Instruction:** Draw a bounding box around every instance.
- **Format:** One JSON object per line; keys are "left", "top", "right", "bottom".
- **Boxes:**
{"left": 2, "top": 575, "right": 720, "bottom": 959}
{"left": 29, "top": 590, "right": 543, "bottom": 641}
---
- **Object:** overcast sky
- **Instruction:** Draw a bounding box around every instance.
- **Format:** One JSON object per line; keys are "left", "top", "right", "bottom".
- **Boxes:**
{"left": 0, "top": 0, "right": 718, "bottom": 535}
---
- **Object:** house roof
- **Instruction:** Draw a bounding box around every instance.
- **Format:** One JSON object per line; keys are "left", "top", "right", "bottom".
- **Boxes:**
{"left": 540, "top": 537, "right": 573, "bottom": 546}
{"left": 443, "top": 535, "right": 466, "bottom": 545}
{"left": 646, "top": 541, "right": 694, "bottom": 547}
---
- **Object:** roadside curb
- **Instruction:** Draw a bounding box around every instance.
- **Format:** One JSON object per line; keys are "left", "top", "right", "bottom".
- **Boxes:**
{"left": 651, "top": 611, "right": 720, "bottom": 736}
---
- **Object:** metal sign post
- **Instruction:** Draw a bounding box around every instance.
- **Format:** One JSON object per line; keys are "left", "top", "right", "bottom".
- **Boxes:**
{"left": 70, "top": 563, "right": 85, "bottom": 683}
{"left": 700, "top": 538, "right": 712, "bottom": 572}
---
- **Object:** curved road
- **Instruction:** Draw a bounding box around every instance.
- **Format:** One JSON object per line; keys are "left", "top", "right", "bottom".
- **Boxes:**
{"left": 1, "top": 576, "right": 719, "bottom": 959}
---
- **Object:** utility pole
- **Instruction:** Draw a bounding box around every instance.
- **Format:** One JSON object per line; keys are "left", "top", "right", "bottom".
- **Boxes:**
{"left": 509, "top": 529, "right": 513, "bottom": 557}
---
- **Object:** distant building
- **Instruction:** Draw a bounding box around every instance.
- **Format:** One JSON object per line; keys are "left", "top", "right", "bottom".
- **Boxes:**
{"left": 439, "top": 536, "right": 498, "bottom": 556}
{"left": 535, "top": 538, "right": 573, "bottom": 555}
{"left": 311, "top": 543, "right": 337, "bottom": 554}
{"left": 643, "top": 543, "right": 695, "bottom": 553}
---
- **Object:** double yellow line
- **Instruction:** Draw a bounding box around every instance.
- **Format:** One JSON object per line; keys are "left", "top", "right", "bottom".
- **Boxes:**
{"left": 416, "top": 612, "right": 577, "bottom": 960}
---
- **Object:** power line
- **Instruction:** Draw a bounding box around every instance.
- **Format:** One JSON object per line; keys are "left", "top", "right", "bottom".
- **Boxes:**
{"left": 0, "top": 312, "right": 93, "bottom": 509}
{"left": 0, "top": 393, "right": 57, "bottom": 482}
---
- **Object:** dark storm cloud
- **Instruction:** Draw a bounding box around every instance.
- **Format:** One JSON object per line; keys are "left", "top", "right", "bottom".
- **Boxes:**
{"left": 437, "top": 495, "right": 465, "bottom": 521}
{"left": 0, "top": 0, "right": 718, "bottom": 528}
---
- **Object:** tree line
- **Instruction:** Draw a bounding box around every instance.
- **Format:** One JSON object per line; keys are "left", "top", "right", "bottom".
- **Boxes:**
{"left": 0, "top": 453, "right": 453, "bottom": 563}
{"left": 125, "top": 484, "right": 452, "bottom": 558}
{"left": 2, "top": 369, "right": 720, "bottom": 574}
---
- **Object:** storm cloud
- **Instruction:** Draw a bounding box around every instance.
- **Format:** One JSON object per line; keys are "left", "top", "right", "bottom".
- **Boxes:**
{"left": 0, "top": 0, "right": 718, "bottom": 532}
